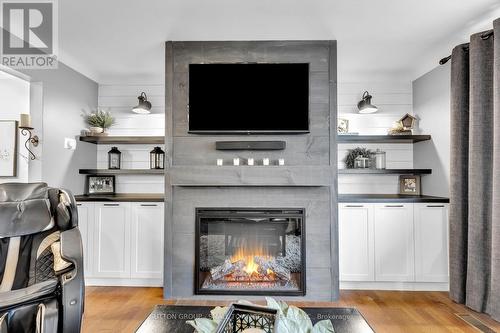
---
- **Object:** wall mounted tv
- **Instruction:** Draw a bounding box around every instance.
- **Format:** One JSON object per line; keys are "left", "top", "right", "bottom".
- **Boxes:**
{"left": 188, "top": 63, "right": 310, "bottom": 134}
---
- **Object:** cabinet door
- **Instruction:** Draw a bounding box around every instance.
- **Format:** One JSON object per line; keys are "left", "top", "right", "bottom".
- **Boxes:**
{"left": 77, "top": 203, "right": 94, "bottom": 277}
{"left": 130, "top": 203, "right": 164, "bottom": 279}
{"left": 93, "top": 203, "right": 131, "bottom": 278}
{"left": 374, "top": 203, "right": 414, "bottom": 282}
{"left": 414, "top": 203, "right": 449, "bottom": 282}
{"left": 339, "top": 203, "right": 375, "bottom": 281}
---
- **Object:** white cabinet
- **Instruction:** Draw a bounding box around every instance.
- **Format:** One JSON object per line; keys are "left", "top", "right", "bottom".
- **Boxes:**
{"left": 77, "top": 201, "right": 164, "bottom": 286}
{"left": 373, "top": 203, "right": 414, "bottom": 282}
{"left": 130, "top": 203, "right": 164, "bottom": 279}
{"left": 77, "top": 203, "right": 94, "bottom": 277}
{"left": 93, "top": 203, "right": 131, "bottom": 278}
{"left": 339, "top": 203, "right": 374, "bottom": 281}
{"left": 339, "top": 202, "right": 448, "bottom": 289}
{"left": 414, "top": 203, "right": 449, "bottom": 282}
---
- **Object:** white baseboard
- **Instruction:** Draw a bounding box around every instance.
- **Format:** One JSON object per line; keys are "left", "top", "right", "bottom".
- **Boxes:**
{"left": 85, "top": 278, "right": 162, "bottom": 287}
{"left": 340, "top": 281, "right": 449, "bottom": 291}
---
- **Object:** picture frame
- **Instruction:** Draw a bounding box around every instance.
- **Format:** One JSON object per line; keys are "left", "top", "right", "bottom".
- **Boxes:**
{"left": 85, "top": 175, "right": 115, "bottom": 195}
{"left": 337, "top": 118, "right": 349, "bottom": 134}
{"left": 0, "top": 120, "right": 18, "bottom": 177}
{"left": 399, "top": 175, "right": 421, "bottom": 195}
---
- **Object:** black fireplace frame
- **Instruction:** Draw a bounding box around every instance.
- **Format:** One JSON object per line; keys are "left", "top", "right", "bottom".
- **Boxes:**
{"left": 194, "top": 207, "right": 306, "bottom": 296}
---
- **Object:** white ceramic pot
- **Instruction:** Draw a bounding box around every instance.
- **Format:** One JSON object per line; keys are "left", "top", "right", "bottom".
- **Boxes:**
{"left": 90, "top": 127, "right": 104, "bottom": 134}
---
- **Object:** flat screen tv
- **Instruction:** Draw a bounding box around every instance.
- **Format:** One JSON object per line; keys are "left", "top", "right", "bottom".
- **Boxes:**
{"left": 188, "top": 63, "right": 309, "bottom": 134}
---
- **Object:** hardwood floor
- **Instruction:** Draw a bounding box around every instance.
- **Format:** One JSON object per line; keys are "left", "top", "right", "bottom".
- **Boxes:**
{"left": 82, "top": 287, "right": 500, "bottom": 332}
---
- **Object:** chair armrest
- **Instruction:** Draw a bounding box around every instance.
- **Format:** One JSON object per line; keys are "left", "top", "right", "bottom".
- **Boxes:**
{"left": 0, "top": 279, "right": 58, "bottom": 310}
{"left": 59, "top": 228, "right": 84, "bottom": 333}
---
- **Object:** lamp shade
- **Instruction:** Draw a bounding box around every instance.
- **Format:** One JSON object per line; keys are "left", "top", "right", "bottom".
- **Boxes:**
{"left": 357, "top": 91, "right": 378, "bottom": 114}
{"left": 132, "top": 92, "right": 152, "bottom": 114}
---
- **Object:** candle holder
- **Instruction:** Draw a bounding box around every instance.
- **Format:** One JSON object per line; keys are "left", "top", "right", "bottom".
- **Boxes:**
{"left": 19, "top": 126, "right": 39, "bottom": 160}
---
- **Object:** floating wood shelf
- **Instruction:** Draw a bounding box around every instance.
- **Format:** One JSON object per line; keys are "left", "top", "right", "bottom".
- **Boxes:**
{"left": 337, "top": 135, "right": 431, "bottom": 143}
{"left": 338, "top": 169, "right": 432, "bottom": 175}
{"left": 75, "top": 193, "right": 164, "bottom": 202}
{"left": 79, "top": 136, "right": 164, "bottom": 144}
{"left": 79, "top": 169, "right": 164, "bottom": 175}
{"left": 339, "top": 194, "right": 449, "bottom": 203}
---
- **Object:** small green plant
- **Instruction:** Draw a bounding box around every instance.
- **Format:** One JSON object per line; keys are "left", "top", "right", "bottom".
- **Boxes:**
{"left": 187, "top": 297, "right": 334, "bottom": 333}
{"left": 85, "top": 109, "right": 115, "bottom": 130}
{"left": 344, "top": 147, "right": 372, "bottom": 169}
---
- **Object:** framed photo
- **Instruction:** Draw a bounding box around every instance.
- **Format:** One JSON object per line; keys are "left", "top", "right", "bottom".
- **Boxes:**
{"left": 399, "top": 175, "right": 421, "bottom": 195}
{"left": 86, "top": 175, "right": 115, "bottom": 195}
{"left": 0, "top": 120, "right": 18, "bottom": 177}
{"left": 337, "top": 118, "right": 349, "bottom": 134}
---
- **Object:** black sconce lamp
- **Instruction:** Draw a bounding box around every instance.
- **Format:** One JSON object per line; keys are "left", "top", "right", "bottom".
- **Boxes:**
{"left": 19, "top": 113, "right": 39, "bottom": 160}
{"left": 357, "top": 91, "right": 378, "bottom": 114}
{"left": 132, "top": 92, "right": 152, "bottom": 114}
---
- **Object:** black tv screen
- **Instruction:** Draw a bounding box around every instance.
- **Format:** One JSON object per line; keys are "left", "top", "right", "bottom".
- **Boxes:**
{"left": 188, "top": 63, "right": 309, "bottom": 134}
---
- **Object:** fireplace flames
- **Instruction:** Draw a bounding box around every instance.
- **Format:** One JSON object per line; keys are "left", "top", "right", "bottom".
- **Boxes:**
{"left": 230, "top": 245, "right": 275, "bottom": 280}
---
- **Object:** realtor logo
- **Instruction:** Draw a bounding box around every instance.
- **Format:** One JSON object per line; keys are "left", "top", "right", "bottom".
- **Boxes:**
{"left": 0, "top": 0, "right": 58, "bottom": 69}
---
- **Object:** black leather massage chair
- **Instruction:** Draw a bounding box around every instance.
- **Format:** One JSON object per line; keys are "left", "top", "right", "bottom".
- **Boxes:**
{"left": 0, "top": 183, "right": 84, "bottom": 332}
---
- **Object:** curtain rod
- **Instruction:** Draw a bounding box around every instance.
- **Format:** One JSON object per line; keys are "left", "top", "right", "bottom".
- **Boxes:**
{"left": 439, "top": 30, "right": 494, "bottom": 65}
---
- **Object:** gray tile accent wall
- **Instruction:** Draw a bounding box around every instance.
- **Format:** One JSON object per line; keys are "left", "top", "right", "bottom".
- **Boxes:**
{"left": 164, "top": 40, "right": 338, "bottom": 300}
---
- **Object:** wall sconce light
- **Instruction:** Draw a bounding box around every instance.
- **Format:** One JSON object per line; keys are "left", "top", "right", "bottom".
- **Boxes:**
{"left": 357, "top": 91, "right": 378, "bottom": 114}
{"left": 19, "top": 113, "right": 39, "bottom": 160}
{"left": 132, "top": 92, "right": 152, "bottom": 114}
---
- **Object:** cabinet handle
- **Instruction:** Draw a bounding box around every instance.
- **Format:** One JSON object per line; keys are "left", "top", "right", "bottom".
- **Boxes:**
{"left": 76, "top": 203, "right": 82, "bottom": 206}
{"left": 426, "top": 205, "right": 445, "bottom": 208}
{"left": 103, "top": 203, "right": 120, "bottom": 206}
{"left": 385, "top": 205, "right": 404, "bottom": 208}
{"left": 141, "top": 204, "right": 158, "bottom": 207}
{"left": 345, "top": 205, "right": 364, "bottom": 208}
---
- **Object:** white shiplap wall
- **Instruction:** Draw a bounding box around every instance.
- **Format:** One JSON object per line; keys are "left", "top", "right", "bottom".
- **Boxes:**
{"left": 338, "top": 82, "right": 414, "bottom": 194}
{"left": 97, "top": 81, "right": 412, "bottom": 195}
{"left": 98, "top": 84, "right": 165, "bottom": 193}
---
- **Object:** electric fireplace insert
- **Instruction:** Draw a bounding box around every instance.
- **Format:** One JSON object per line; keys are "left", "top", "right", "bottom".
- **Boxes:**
{"left": 195, "top": 208, "right": 306, "bottom": 296}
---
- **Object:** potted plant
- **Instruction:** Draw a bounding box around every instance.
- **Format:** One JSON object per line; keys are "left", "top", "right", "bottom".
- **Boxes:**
{"left": 85, "top": 110, "right": 115, "bottom": 135}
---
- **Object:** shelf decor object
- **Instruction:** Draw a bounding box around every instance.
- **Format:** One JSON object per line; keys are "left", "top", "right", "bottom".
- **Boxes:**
{"left": 108, "top": 147, "right": 121, "bottom": 169}
{"left": 0, "top": 120, "right": 18, "bottom": 176}
{"left": 150, "top": 146, "right": 165, "bottom": 169}
{"left": 84, "top": 109, "right": 115, "bottom": 136}
{"left": 344, "top": 147, "right": 372, "bottom": 169}
{"left": 357, "top": 91, "right": 378, "bottom": 114}
{"left": 373, "top": 149, "right": 386, "bottom": 169}
{"left": 132, "top": 92, "right": 152, "bottom": 114}
{"left": 86, "top": 175, "right": 115, "bottom": 195}
{"left": 18, "top": 114, "right": 39, "bottom": 161}
{"left": 399, "top": 175, "right": 421, "bottom": 195}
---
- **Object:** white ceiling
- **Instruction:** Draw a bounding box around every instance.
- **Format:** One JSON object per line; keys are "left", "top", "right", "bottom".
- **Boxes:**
{"left": 58, "top": 0, "right": 500, "bottom": 84}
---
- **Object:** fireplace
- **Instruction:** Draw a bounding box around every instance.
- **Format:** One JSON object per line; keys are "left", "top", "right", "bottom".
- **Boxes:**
{"left": 195, "top": 208, "right": 306, "bottom": 296}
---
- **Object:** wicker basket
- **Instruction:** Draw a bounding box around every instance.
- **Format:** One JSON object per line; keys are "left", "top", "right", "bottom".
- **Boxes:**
{"left": 216, "top": 304, "right": 278, "bottom": 333}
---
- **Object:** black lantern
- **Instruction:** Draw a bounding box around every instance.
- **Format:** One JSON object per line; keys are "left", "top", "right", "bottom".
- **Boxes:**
{"left": 108, "top": 147, "right": 121, "bottom": 169}
{"left": 150, "top": 147, "right": 165, "bottom": 169}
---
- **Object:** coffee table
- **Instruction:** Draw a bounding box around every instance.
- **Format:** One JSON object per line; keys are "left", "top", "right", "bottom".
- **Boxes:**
{"left": 136, "top": 305, "right": 374, "bottom": 332}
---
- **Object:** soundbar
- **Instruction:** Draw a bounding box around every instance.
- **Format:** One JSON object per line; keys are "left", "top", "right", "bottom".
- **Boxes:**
{"left": 215, "top": 141, "right": 286, "bottom": 151}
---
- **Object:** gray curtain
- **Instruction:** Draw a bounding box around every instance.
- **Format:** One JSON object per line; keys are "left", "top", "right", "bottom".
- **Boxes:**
{"left": 449, "top": 18, "right": 500, "bottom": 320}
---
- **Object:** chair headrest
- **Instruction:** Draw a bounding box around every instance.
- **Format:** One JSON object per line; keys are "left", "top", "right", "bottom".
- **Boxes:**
{"left": 0, "top": 183, "right": 78, "bottom": 238}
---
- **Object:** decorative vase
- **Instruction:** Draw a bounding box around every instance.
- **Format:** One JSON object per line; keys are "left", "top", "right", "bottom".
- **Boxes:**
{"left": 90, "top": 127, "right": 103, "bottom": 134}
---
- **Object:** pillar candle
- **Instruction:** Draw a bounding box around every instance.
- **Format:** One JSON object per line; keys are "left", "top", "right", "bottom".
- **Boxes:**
{"left": 20, "top": 114, "right": 31, "bottom": 128}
